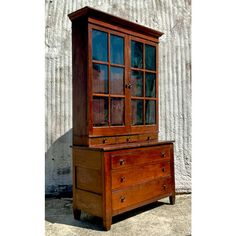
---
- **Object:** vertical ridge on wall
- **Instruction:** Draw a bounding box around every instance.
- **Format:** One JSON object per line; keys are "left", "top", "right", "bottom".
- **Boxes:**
{"left": 45, "top": 0, "right": 191, "bottom": 195}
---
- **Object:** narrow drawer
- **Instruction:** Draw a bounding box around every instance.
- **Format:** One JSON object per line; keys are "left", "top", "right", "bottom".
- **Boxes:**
{"left": 89, "top": 136, "right": 116, "bottom": 146}
{"left": 139, "top": 133, "right": 158, "bottom": 142}
{"left": 112, "top": 177, "right": 173, "bottom": 212}
{"left": 112, "top": 161, "right": 171, "bottom": 190}
{"left": 116, "top": 135, "right": 139, "bottom": 144}
{"left": 111, "top": 146, "right": 171, "bottom": 169}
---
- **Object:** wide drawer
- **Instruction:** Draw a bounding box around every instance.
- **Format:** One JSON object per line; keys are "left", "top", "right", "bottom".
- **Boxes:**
{"left": 112, "top": 177, "right": 173, "bottom": 212}
{"left": 111, "top": 145, "right": 171, "bottom": 169}
{"left": 112, "top": 161, "right": 171, "bottom": 190}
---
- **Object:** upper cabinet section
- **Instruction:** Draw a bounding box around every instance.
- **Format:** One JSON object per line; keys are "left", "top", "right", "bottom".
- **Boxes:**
{"left": 69, "top": 7, "right": 163, "bottom": 143}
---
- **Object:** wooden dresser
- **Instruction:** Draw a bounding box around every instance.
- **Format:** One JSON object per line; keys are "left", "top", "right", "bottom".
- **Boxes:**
{"left": 68, "top": 6, "right": 175, "bottom": 230}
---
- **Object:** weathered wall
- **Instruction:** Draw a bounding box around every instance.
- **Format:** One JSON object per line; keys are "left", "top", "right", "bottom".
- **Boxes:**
{"left": 45, "top": 0, "right": 191, "bottom": 195}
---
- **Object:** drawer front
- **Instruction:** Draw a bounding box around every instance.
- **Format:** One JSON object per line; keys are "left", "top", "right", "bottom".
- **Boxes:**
{"left": 89, "top": 137, "right": 116, "bottom": 145}
{"left": 116, "top": 135, "right": 139, "bottom": 144}
{"left": 111, "top": 146, "right": 171, "bottom": 169}
{"left": 112, "top": 161, "right": 171, "bottom": 190}
{"left": 139, "top": 133, "right": 158, "bottom": 142}
{"left": 112, "top": 177, "right": 173, "bottom": 212}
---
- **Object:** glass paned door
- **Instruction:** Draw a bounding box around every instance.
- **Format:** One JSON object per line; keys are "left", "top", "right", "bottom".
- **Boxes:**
{"left": 92, "top": 28, "right": 125, "bottom": 128}
{"left": 130, "top": 39, "right": 157, "bottom": 126}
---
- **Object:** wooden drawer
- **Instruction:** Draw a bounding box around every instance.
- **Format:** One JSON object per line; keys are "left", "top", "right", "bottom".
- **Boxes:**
{"left": 112, "top": 177, "right": 173, "bottom": 212}
{"left": 116, "top": 135, "right": 139, "bottom": 144}
{"left": 112, "top": 161, "right": 171, "bottom": 190}
{"left": 139, "top": 133, "right": 158, "bottom": 142}
{"left": 89, "top": 136, "right": 116, "bottom": 145}
{"left": 111, "top": 146, "right": 171, "bottom": 169}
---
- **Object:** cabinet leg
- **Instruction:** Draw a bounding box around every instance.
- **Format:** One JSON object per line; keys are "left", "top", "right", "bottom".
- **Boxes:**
{"left": 73, "top": 208, "right": 81, "bottom": 220}
{"left": 169, "top": 194, "right": 176, "bottom": 205}
{"left": 103, "top": 217, "right": 112, "bottom": 231}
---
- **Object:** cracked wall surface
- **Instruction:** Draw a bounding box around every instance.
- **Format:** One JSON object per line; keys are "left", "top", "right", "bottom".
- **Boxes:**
{"left": 45, "top": 0, "right": 191, "bottom": 195}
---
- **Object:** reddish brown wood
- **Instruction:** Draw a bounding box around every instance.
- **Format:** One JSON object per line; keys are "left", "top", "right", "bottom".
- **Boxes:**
{"left": 111, "top": 145, "right": 171, "bottom": 169}
{"left": 112, "top": 161, "right": 171, "bottom": 189}
{"left": 112, "top": 177, "right": 173, "bottom": 213}
{"left": 68, "top": 6, "right": 164, "bottom": 39}
{"left": 69, "top": 7, "right": 175, "bottom": 231}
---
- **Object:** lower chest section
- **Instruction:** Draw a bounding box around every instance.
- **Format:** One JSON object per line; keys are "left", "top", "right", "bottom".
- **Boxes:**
{"left": 73, "top": 143, "right": 175, "bottom": 217}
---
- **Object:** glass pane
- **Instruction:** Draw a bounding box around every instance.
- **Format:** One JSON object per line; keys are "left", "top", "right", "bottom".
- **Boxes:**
{"left": 145, "top": 44, "right": 156, "bottom": 70}
{"left": 92, "top": 29, "right": 108, "bottom": 62}
{"left": 93, "top": 64, "right": 108, "bottom": 94}
{"left": 145, "top": 100, "right": 156, "bottom": 124}
{"left": 93, "top": 97, "right": 108, "bottom": 126}
{"left": 110, "top": 67, "right": 124, "bottom": 95}
{"left": 110, "top": 35, "right": 124, "bottom": 65}
{"left": 111, "top": 98, "right": 124, "bottom": 126}
{"left": 145, "top": 72, "right": 156, "bottom": 97}
{"left": 131, "top": 40, "right": 143, "bottom": 68}
{"left": 131, "top": 70, "right": 143, "bottom": 97}
{"left": 131, "top": 100, "right": 143, "bottom": 125}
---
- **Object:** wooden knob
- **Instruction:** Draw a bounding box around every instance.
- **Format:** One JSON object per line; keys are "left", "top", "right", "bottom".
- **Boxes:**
{"left": 163, "top": 184, "right": 167, "bottom": 190}
{"left": 161, "top": 152, "right": 166, "bottom": 158}
{"left": 147, "top": 136, "right": 151, "bottom": 141}
{"left": 120, "top": 196, "right": 126, "bottom": 203}
{"left": 126, "top": 137, "right": 130, "bottom": 142}
{"left": 103, "top": 138, "right": 107, "bottom": 144}
{"left": 119, "top": 159, "right": 125, "bottom": 165}
{"left": 120, "top": 176, "right": 126, "bottom": 182}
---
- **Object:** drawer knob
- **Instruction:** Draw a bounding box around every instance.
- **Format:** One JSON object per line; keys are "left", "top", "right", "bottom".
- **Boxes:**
{"left": 119, "top": 159, "right": 126, "bottom": 165}
{"left": 120, "top": 176, "right": 126, "bottom": 182}
{"left": 162, "top": 167, "right": 166, "bottom": 172}
{"left": 120, "top": 196, "right": 126, "bottom": 203}
{"left": 126, "top": 137, "right": 130, "bottom": 142}
{"left": 147, "top": 136, "right": 151, "bottom": 141}
{"left": 103, "top": 138, "right": 107, "bottom": 144}
{"left": 161, "top": 152, "right": 166, "bottom": 158}
{"left": 163, "top": 184, "right": 167, "bottom": 191}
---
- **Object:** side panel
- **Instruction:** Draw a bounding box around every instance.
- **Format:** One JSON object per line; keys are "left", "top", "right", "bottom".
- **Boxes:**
{"left": 72, "top": 18, "right": 89, "bottom": 145}
{"left": 73, "top": 148, "right": 103, "bottom": 216}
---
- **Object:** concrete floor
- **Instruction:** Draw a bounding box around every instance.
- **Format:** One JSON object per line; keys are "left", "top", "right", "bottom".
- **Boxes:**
{"left": 45, "top": 194, "right": 191, "bottom": 236}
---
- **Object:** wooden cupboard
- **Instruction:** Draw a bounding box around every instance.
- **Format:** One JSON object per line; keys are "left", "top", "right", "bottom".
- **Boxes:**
{"left": 68, "top": 6, "right": 175, "bottom": 230}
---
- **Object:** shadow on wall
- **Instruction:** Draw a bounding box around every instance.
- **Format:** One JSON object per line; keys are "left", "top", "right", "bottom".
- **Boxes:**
{"left": 45, "top": 129, "right": 73, "bottom": 197}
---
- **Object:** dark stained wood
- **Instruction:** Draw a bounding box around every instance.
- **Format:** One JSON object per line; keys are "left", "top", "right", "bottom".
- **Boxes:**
{"left": 73, "top": 209, "right": 81, "bottom": 220}
{"left": 169, "top": 195, "right": 176, "bottom": 205}
{"left": 69, "top": 7, "right": 175, "bottom": 230}
{"left": 68, "top": 6, "right": 164, "bottom": 38}
{"left": 72, "top": 18, "right": 89, "bottom": 146}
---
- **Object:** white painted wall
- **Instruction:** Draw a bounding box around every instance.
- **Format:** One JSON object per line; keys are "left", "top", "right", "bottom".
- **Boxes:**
{"left": 45, "top": 0, "right": 191, "bottom": 195}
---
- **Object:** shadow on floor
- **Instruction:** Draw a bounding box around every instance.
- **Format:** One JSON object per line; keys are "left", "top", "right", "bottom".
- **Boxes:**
{"left": 45, "top": 198, "right": 170, "bottom": 231}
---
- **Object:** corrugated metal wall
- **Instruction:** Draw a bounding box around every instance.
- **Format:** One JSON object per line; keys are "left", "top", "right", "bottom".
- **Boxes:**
{"left": 45, "top": 0, "right": 191, "bottom": 195}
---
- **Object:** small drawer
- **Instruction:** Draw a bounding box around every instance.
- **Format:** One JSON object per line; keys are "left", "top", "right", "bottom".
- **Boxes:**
{"left": 116, "top": 135, "right": 139, "bottom": 144}
{"left": 89, "top": 137, "right": 116, "bottom": 146}
{"left": 112, "top": 161, "right": 171, "bottom": 189}
{"left": 139, "top": 133, "right": 158, "bottom": 142}
{"left": 111, "top": 145, "right": 171, "bottom": 169}
{"left": 112, "top": 177, "right": 173, "bottom": 212}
